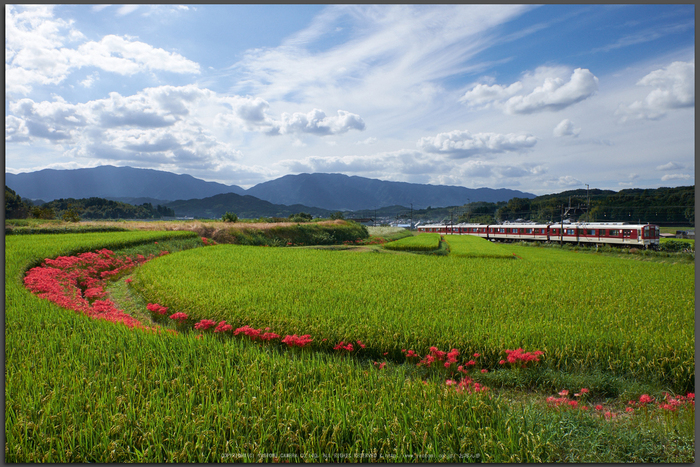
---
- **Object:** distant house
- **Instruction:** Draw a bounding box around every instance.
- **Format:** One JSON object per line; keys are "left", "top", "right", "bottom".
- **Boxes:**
{"left": 675, "top": 230, "right": 695, "bottom": 239}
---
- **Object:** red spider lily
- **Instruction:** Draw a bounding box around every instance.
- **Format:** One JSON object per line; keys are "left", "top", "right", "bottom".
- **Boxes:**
{"left": 638, "top": 394, "right": 654, "bottom": 404}
{"left": 194, "top": 319, "right": 217, "bottom": 331}
{"left": 625, "top": 407, "right": 634, "bottom": 413}
{"left": 234, "top": 325, "right": 262, "bottom": 340}
{"left": 125, "top": 278, "right": 132, "bottom": 284}
{"left": 503, "top": 348, "right": 543, "bottom": 364}
{"left": 146, "top": 303, "right": 169, "bottom": 316}
{"left": 580, "top": 388, "right": 589, "bottom": 394}
{"left": 214, "top": 320, "right": 233, "bottom": 333}
{"left": 373, "top": 362, "right": 386, "bottom": 370}
{"left": 446, "top": 377, "right": 488, "bottom": 394}
{"left": 356, "top": 340, "right": 366, "bottom": 349}
{"left": 558, "top": 389, "right": 569, "bottom": 396}
{"left": 281, "top": 334, "right": 313, "bottom": 348}
{"left": 595, "top": 405, "right": 604, "bottom": 411}
{"left": 23, "top": 248, "right": 165, "bottom": 330}
{"left": 334, "top": 341, "right": 354, "bottom": 352}
{"left": 260, "top": 332, "right": 280, "bottom": 341}
{"left": 169, "top": 312, "right": 188, "bottom": 322}
{"left": 604, "top": 411, "right": 616, "bottom": 419}
{"left": 480, "top": 369, "right": 488, "bottom": 374}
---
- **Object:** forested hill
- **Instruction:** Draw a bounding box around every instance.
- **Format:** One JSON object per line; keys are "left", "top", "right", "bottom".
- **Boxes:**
{"left": 4, "top": 187, "right": 175, "bottom": 220}
{"left": 492, "top": 185, "right": 694, "bottom": 225}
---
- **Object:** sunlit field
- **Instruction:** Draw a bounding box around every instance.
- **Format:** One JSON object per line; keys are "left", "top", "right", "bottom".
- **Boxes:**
{"left": 5, "top": 228, "right": 695, "bottom": 462}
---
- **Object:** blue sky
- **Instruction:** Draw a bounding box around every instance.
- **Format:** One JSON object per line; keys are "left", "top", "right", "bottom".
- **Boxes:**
{"left": 5, "top": 4, "right": 695, "bottom": 195}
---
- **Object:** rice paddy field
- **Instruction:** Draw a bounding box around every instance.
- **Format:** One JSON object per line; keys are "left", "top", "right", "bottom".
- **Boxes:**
{"left": 5, "top": 227, "right": 695, "bottom": 462}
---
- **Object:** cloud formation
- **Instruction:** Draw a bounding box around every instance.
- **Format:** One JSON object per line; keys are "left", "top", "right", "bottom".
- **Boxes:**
{"left": 553, "top": 119, "right": 580, "bottom": 137}
{"left": 461, "top": 67, "right": 599, "bottom": 114}
{"left": 417, "top": 129, "right": 536, "bottom": 158}
{"left": 5, "top": 5, "right": 200, "bottom": 96}
{"left": 616, "top": 61, "right": 694, "bottom": 122}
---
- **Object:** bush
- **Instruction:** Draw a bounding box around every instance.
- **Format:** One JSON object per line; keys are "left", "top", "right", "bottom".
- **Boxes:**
{"left": 222, "top": 212, "right": 238, "bottom": 223}
{"left": 213, "top": 221, "right": 368, "bottom": 247}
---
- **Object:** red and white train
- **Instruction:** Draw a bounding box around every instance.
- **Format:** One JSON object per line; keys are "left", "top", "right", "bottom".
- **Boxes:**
{"left": 416, "top": 222, "right": 661, "bottom": 249}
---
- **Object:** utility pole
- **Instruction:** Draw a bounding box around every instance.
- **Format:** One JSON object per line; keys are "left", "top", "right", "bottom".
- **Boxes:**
{"left": 585, "top": 184, "right": 590, "bottom": 223}
{"left": 410, "top": 203, "right": 413, "bottom": 231}
{"left": 560, "top": 204, "right": 564, "bottom": 247}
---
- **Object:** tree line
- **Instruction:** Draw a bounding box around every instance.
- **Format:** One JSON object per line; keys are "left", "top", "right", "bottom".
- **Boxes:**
{"left": 5, "top": 186, "right": 175, "bottom": 221}
{"left": 453, "top": 185, "right": 694, "bottom": 226}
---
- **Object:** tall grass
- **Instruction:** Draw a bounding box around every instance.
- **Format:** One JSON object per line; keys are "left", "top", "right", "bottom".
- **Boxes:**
{"left": 132, "top": 244, "right": 694, "bottom": 392}
{"left": 444, "top": 235, "right": 513, "bottom": 258}
{"left": 6, "top": 232, "right": 695, "bottom": 462}
{"left": 383, "top": 233, "right": 441, "bottom": 251}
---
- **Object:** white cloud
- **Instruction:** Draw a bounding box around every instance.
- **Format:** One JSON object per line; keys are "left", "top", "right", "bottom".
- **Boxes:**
{"left": 116, "top": 5, "right": 140, "bottom": 16}
{"left": 656, "top": 161, "right": 683, "bottom": 171}
{"left": 417, "top": 129, "right": 536, "bottom": 158}
{"left": 280, "top": 149, "right": 439, "bottom": 176}
{"left": 215, "top": 101, "right": 365, "bottom": 136}
{"left": 558, "top": 175, "right": 582, "bottom": 187}
{"left": 616, "top": 61, "right": 694, "bottom": 122}
{"left": 461, "top": 67, "right": 599, "bottom": 114}
{"left": 553, "top": 119, "right": 580, "bottom": 137}
{"left": 5, "top": 116, "right": 31, "bottom": 143}
{"left": 459, "top": 81, "right": 523, "bottom": 108}
{"left": 661, "top": 173, "right": 692, "bottom": 181}
{"left": 276, "top": 109, "right": 365, "bottom": 136}
{"left": 80, "top": 72, "right": 99, "bottom": 88}
{"left": 356, "top": 137, "right": 377, "bottom": 145}
{"left": 5, "top": 5, "right": 200, "bottom": 96}
{"left": 68, "top": 35, "right": 200, "bottom": 76}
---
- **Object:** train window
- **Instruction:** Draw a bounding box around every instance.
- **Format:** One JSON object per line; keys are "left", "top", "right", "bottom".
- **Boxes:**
{"left": 585, "top": 229, "right": 595, "bottom": 236}
{"left": 525, "top": 228, "right": 533, "bottom": 234}
{"left": 609, "top": 230, "right": 619, "bottom": 236}
{"left": 566, "top": 229, "right": 575, "bottom": 235}
{"left": 623, "top": 230, "right": 632, "bottom": 237}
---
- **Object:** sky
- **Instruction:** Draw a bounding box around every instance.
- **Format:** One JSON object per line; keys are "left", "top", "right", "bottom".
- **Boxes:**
{"left": 5, "top": 4, "right": 695, "bottom": 195}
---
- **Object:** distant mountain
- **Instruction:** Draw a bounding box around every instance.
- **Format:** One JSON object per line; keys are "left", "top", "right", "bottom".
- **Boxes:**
{"left": 5, "top": 166, "right": 244, "bottom": 202}
{"left": 246, "top": 173, "right": 536, "bottom": 211}
{"left": 164, "top": 193, "right": 332, "bottom": 219}
{"left": 6, "top": 166, "right": 536, "bottom": 215}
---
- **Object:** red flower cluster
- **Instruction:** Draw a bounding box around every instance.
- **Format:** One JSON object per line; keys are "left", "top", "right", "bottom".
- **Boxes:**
{"left": 417, "top": 346, "right": 460, "bottom": 369}
{"left": 146, "top": 303, "right": 169, "bottom": 316}
{"left": 334, "top": 341, "right": 354, "bottom": 352}
{"left": 281, "top": 334, "right": 313, "bottom": 348}
{"left": 193, "top": 319, "right": 217, "bottom": 331}
{"left": 333, "top": 340, "right": 365, "bottom": 352}
{"left": 214, "top": 320, "right": 233, "bottom": 333}
{"left": 169, "top": 312, "right": 188, "bottom": 323}
{"left": 445, "top": 377, "right": 488, "bottom": 394}
{"left": 500, "top": 348, "right": 544, "bottom": 366}
{"left": 24, "top": 248, "right": 162, "bottom": 329}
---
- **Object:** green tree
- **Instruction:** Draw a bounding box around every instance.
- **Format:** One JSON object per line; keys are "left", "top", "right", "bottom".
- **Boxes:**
{"left": 5, "top": 186, "right": 30, "bottom": 219}
{"left": 222, "top": 212, "right": 238, "bottom": 223}
{"left": 330, "top": 211, "right": 345, "bottom": 220}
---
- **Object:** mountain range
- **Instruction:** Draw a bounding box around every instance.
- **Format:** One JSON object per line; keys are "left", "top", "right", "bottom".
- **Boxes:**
{"left": 6, "top": 165, "right": 536, "bottom": 216}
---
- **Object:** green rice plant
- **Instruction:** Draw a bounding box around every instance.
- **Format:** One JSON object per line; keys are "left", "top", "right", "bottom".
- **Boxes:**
{"left": 383, "top": 233, "right": 441, "bottom": 251}
{"left": 445, "top": 234, "right": 514, "bottom": 258}
{"left": 6, "top": 231, "right": 695, "bottom": 462}
{"left": 132, "top": 243, "right": 694, "bottom": 393}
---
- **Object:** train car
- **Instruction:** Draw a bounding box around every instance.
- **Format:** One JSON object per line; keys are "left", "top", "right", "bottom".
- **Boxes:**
{"left": 416, "top": 221, "right": 660, "bottom": 248}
